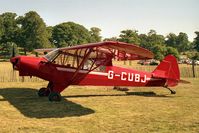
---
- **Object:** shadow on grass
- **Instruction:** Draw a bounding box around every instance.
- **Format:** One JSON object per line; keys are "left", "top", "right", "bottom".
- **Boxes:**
{"left": 126, "top": 91, "right": 170, "bottom": 97}
{"left": 64, "top": 91, "right": 171, "bottom": 98}
{"left": 0, "top": 88, "right": 94, "bottom": 118}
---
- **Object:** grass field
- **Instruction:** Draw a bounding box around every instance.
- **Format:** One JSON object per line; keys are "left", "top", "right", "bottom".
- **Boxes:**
{"left": 0, "top": 78, "right": 199, "bottom": 133}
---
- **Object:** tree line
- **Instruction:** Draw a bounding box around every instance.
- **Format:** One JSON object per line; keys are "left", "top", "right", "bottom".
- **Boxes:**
{"left": 0, "top": 11, "right": 199, "bottom": 60}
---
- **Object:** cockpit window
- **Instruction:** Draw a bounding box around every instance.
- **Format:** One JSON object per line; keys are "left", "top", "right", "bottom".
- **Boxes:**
{"left": 43, "top": 48, "right": 112, "bottom": 72}
{"left": 44, "top": 49, "right": 60, "bottom": 62}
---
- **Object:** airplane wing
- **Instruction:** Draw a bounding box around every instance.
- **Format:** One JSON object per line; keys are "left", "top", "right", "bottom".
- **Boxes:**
{"left": 58, "top": 41, "right": 154, "bottom": 60}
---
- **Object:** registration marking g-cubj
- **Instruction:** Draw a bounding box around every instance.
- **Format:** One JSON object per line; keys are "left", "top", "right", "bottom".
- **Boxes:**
{"left": 107, "top": 70, "right": 148, "bottom": 83}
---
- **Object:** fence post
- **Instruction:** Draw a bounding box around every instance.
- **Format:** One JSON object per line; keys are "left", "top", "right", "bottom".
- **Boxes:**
{"left": 192, "top": 60, "right": 195, "bottom": 78}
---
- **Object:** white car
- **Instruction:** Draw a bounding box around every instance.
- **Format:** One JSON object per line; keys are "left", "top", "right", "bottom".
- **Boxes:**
{"left": 195, "top": 60, "right": 199, "bottom": 65}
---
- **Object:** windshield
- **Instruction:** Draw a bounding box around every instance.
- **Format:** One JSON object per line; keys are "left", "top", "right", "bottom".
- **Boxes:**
{"left": 44, "top": 49, "right": 60, "bottom": 62}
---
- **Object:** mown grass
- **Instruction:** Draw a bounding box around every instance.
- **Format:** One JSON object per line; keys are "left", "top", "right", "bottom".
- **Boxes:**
{"left": 0, "top": 78, "right": 199, "bottom": 133}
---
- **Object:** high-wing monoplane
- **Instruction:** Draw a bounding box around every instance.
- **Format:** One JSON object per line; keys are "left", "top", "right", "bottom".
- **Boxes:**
{"left": 10, "top": 41, "right": 183, "bottom": 101}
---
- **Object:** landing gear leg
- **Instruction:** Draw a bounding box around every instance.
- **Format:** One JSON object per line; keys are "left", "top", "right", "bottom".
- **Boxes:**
{"left": 47, "top": 82, "right": 62, "bottom": 102}
{"left": 164, "top": 86, "right": 176, "bottom": 94}
{"left": 37, "top": 82, "right": 52, "bottom": 97}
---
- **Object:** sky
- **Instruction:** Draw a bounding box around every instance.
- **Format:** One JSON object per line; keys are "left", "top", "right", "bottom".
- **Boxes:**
{"left": 0, "top": 0, "right": 199, "bottom": 41}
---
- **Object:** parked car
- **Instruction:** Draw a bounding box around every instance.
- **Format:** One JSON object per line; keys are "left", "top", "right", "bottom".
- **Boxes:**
{"left": 138, "top": 59, "right": 159, "bottom": 66}
{"left": 186, "top": 60, "right": 199, "bottom": 65}
{"left": 194, "top": 60, "right": 199, "bottom": 65}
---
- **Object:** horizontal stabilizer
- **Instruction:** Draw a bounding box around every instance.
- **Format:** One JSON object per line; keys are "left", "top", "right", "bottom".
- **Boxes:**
{"left": 179, "top": 79, "right": 190, "bottom": 84}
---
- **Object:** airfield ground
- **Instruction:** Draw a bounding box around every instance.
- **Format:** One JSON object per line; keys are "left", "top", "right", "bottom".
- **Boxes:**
{"left": 0, "top": 78, "right": 199, "bottom": 133}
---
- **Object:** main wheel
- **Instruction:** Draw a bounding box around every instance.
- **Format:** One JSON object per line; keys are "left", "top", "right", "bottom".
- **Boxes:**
{"left": 171, "top": 90, "right": 176, "bottom": 94}
{"left": 38, "top": 87, "right": 50, "bottom": 97}
{"left": 48, "top": 92, "right": 61, "bottom": 102}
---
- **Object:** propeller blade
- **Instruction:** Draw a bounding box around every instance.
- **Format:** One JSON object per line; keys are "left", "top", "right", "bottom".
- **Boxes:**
{"left": 11, "top": 44, "right": 17, "bottom": 70}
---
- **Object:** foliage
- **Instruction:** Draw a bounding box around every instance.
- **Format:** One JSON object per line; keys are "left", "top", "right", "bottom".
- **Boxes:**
{"left": 52, "top": 22, "right": 91, "bottom": 47}
{"left": 0, "top": 12, "right": 19, "bottom": 44}
{"left": 46, "top": 26, "right": 54, "bottom": 46}
{"left": 166, "top": 32, "right": 190, "bottom": 52}
{"left": 187, "top": 51, "right": 199, "bottom": 60}
{"left": 139, "top": 30, "right": 167, "bottom": 60}
{"left": 140, "top": 30, "right": 164, "bottom": 48}
{"left": 152, "top": 45, "right": 166, "bottom": 60}
{"left": 193, "top": 31, "right": 199, "bottom": 52}
{"left": 106, "top": 29, "right": 181, "bottom": 61}
{"left": 19, "top": 11, "right": 52, "bottom": 52}
{"left": 186, "top": 32, "right": 199, "bottom": 60}
{"left": 0, "top": 16, "right": 3, "bottom": 39}
{"left": 177, "top": 32, "right": 190, "bottom": 52}
{"left": 89, "top": 27, "right": 102, "bottom": 42}
{"left": 103, "top": 37, "right": 118, "bottom": 41}
{"left": 166, "top": 46, "right": 179, "bottom": 59}
{"left": 139, "top": 34, "right": 148, "bottom": 49}
{"left": 118, "top": 29, "right": 140, "bottom": 45}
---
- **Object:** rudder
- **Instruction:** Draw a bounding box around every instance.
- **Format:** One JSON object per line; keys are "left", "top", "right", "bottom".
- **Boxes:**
{"left": 152, "top": 55, "right": 180, "bottom": 87}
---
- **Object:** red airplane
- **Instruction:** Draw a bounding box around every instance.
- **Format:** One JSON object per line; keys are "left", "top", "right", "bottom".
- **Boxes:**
{"left": 10, "top": 41, "right": 182, "bottom": 101}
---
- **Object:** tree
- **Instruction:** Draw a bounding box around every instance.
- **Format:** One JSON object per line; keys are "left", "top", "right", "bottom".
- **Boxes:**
{"left": 19, "top": 11, "right": 51, "bottom": 52}
{"left": 89, "top": 27, "right": 102, "bottom": 42}
{"left": 139, "top": 34, "right": 148, "bottom": 49}
{"left": 0, "top": 16, "right": 3, "bottom": 40}
{"left": 139, "top": 30, "right": 166, "bottom": 60}
{"left": 139, "top": 30, "right": 165, "bottom": 51}
{"left": 52, "top": 22, "right": 91, "bottom": 47}
{"left": 166, "top": 32, "right": 190, "bottom": 53}
{"left": 165, "top": 33, "right": 178, "bottom": 47}
{"left": 147, "top": 30, "right": 165, "bottom": 47}
{"left": 0, "top": 12, "right": 19, "bottom": 44}
{"left": 152, "top": 45, "right": 166, "bottom": 60}
{"left": 177, "top": 32, "right": 190, "bottom": 52}
{"left": 46, "top": 26, "right": 54, "bottom": 46}
{"left": 103, "top": 37, "right": 118, "bottom": 41}
{"left": 166, "top": 47, "right": 179, "bottom": 59}
{"left": 118, "top": 29, "right": 140, "bottom": 45}
{"left": 194, "top": 31, "right": 199, "bottom": 52}
{"left": 0, "top": 12, "right": 20, "bottom": 57}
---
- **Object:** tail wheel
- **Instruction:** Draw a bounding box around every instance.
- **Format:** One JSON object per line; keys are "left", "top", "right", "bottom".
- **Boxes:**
{"left": 38, "top": 87, "right": 50, "bottom": 97}
{"left": 48, "top": 92, "right": 61, "bottom": 102}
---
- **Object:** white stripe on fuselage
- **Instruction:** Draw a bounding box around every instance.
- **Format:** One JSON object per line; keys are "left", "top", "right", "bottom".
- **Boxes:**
{"left": 56, "top": 67, "right": 160, "bottom": 81}
{"left": 56, "top": 67, "right": 108, "bottom": 76}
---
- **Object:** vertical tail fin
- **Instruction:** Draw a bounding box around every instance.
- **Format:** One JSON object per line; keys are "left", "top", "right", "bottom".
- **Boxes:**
{"left": 152, "top": 55, "right": 180, "bottom": 87}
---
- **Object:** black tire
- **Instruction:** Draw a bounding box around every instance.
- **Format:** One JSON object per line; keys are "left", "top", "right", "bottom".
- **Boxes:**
{"left": 48, "top": 92, "right": 61, "bottom": 102}
{"left": 38, "top": 87, "right": 49, "bottom": 97}
{"left": 171, "top": 90, "right": 176, "bottom": 94}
